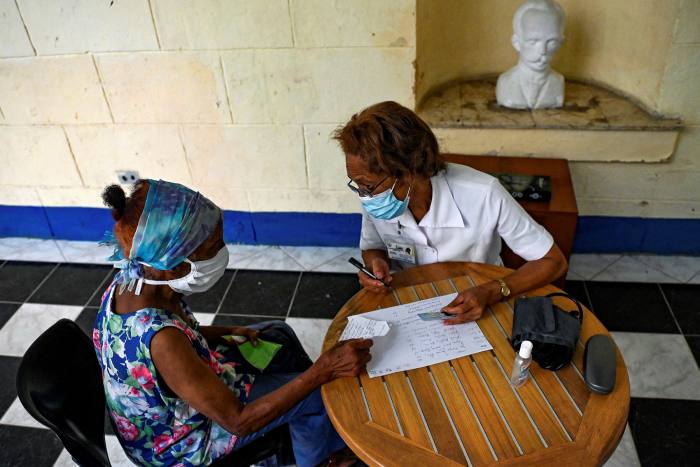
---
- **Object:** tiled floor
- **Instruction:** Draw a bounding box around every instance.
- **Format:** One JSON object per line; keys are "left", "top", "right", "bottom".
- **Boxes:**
{"left": 0, "top": 239, "right": 699, "bottom": 466}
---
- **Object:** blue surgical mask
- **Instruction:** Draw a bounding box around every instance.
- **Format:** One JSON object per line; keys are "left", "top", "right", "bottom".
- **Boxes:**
{"left": 360, "top": 179, "right": 411, "bottom": 220}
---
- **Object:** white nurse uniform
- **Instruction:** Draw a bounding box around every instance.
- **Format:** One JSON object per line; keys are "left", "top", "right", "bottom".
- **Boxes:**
{"left": 359, "top": 164, "right": 554, "bottom": 267}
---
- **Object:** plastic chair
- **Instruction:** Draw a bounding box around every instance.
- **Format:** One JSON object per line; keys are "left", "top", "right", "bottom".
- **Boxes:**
{"left": 16, "top": 319, "right": 293, "bottom": 466}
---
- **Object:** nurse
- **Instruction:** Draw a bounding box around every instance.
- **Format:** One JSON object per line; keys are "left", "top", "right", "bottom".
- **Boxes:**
{"left": 333, "top": 101, "right": 568, "bottom": 324}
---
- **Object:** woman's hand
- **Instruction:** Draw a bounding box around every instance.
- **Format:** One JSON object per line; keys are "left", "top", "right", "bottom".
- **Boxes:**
{"left": 314, "top": 339, "right": 373, "bottom": 383}
{"left": 441, "top": 284, "right": 498, "bottom": 325}
{"left": 229, "top": 326, "right": 259, "bottom": 346}
{"left": 358, "top": 257, "right": 392, "bottom": 293}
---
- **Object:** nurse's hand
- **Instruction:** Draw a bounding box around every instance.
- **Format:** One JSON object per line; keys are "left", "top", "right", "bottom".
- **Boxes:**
{"left": 358, "top": 258, "right": 392, "bottom": 293}
{"left": 441, "top": 285, "right": 492, "bottom": 324}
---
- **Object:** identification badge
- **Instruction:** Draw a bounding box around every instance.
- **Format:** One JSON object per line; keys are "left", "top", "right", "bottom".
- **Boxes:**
{"left": 417, "top": 311, "right": 452, "bottom": 321}
{"left": 385, "top": 236, "right": 417, "bottom": 264}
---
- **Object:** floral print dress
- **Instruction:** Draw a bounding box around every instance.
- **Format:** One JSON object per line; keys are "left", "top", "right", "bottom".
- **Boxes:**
{"left": 93, "top": 283, "right": 255, "bottom": 466}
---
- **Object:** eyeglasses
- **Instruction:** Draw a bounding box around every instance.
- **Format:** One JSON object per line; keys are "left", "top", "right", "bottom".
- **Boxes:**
{"left": 347, "top": 176, "right": 389, "bottom": 198}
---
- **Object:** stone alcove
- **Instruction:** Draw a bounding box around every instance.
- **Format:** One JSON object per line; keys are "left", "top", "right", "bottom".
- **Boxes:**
{"left": 415, "top": 0, "right": 683, "bottom": 162}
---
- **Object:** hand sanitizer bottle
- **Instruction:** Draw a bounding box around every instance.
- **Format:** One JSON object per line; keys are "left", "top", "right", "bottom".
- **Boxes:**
{"left": 510, "top": 341, "right": 533, "bottom": 387}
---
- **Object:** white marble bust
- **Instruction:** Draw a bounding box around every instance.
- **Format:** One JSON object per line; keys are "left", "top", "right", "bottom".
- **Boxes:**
{"left": 496, "top": 0, "right": 565, "bottom": 109}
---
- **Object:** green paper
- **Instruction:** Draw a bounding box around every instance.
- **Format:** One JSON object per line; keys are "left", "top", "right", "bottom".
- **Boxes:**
{"left": 228, "top": 338, "right": 282, "bottom": 370}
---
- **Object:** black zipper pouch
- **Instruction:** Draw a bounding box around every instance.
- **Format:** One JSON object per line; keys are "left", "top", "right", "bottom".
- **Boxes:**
{"left": 511, "top": 292, "right": 583, "bottom": 371}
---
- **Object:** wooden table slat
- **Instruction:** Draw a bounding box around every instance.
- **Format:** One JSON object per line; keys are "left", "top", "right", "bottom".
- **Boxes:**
{"left": 407, "top": 367, "right": 468, "bottom": 464}
{"left": 452, "top": 275, "right": 572, "bottom": 447}
{"left": 421, "top": 278, "right": 553, "bottom": 453}
{"left": 577, "top": 345, "right": 631, "bottom": 464}
{"left": 485, "top": 300, "right": 583, "bottom": 438}
{"left": 322, "top": 374, "right": 370, "bottom": 428}
{"left": 466, "top": 353, "right": 544, "bottom": 453}
{"left": 493, "top": 443, "right": 588, "bottom": 467}
{"left": 432, "top": 279, "right": 522, "bottom": 461}
{"left": 383, "top": 372, "right": 435, "bottom": 451}
{"left": 377, "top": 292, "right": 436, "bottom": 450}
{"left": 359, "top": 372, "right": 401, "bottom": 432}
{"left": 352, "top": 422, "right": 464, "bottom": 467}
{"left": 394, "top": 286, "right": 468, "bottom": 464}
{"left": 554, "top": 364, "right": 589, "bottom": 410}
{"left": 457, "top": 274, "right": 586, "bottom": 438}
{"left": 430, "top": 362, "right": 499, "bottom": 465}
{"left": 414, "top": 282, "right": 500, "bottom": 465}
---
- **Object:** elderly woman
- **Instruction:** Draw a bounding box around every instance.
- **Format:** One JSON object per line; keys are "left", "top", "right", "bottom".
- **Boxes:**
{"left": 334, "top": 101, "right": 567, "bottom": 323}
{"left": 94, "top": 179, "right": 370, "bottom": 466}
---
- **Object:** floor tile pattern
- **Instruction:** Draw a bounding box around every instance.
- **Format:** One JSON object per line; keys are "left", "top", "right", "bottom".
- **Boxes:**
{"left": 3, "top": 237, "right": 700, "bottom": 283}
{"left": 0, "top": 244, "right": 697, "bottom": 466}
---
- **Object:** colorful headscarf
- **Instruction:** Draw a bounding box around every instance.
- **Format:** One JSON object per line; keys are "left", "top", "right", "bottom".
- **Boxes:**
{"left": 104, "top": 179, "right": 222, "bottom": 294}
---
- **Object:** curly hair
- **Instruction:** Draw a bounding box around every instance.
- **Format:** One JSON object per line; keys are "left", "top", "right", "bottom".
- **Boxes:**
{"left": 332, "top": 101, "right": 445, "bottom": 178}
{"left": 101, "top": 181, "right": 149, "bottom": 257}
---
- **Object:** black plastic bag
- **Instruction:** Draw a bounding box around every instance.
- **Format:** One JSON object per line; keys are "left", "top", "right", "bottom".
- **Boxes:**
{"left": 511, "top": 292, "right": 583, "bottom": 371}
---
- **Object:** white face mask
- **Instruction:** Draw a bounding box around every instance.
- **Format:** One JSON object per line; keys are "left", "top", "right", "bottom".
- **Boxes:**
{"left": 142, "top": 246, "right": 229, "bottom": 296}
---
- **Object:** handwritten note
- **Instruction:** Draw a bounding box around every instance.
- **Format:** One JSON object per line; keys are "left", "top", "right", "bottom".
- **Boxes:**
{"left": 344, "top": 293, "right": 492, "bottom": 378}
{"left": 340, "top": 315, "right": 391, "bottom": 340}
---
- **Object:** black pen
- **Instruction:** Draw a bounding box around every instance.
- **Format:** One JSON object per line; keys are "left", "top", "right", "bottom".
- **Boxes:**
{"left": 348, "top": 257, "right": 390, "bottom": 287}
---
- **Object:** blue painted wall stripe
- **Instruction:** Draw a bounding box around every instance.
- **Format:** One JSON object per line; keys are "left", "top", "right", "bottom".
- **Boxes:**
{"left": 223, "top": 211, "right": 256, "bottom": 244}
{"left": 1, "top": 205, "right": 698, "bottom": 254}
{"left": 43, "top": 207, "right": 115, "bottom": 241}
{"left": 251, "top": 212, "right": 361, "bottom": 247}
{"left": 0, "top": 205, "right": 54, "bottom": 238}
{"left": 573, "top": 216, "right": 700, "bottom": 255}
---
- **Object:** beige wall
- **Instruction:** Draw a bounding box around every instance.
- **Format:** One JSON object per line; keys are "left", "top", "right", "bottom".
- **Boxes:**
{"left": 417, "top": 0, "right": 700, "bottom": 219}
{"left": 0, "top": 0, "right": 698, "bottom": 221}
{"left": 569, "top": 0, "right": 700, "bottom": 220}
{"left": 0, "top": 0, "right": 416, "bottom": 214}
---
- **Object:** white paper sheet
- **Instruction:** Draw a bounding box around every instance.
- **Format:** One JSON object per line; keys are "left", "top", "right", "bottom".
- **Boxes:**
{"left": 340, "top": 315, "right": 391, "bottom": 340}
{"left": 343, "top": 293, "right": 493, "bottom": 378}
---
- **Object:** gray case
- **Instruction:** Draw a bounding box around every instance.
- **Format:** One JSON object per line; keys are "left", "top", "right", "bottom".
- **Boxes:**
{"left": 583, "top": 334, "right": 617, "bottom": 394}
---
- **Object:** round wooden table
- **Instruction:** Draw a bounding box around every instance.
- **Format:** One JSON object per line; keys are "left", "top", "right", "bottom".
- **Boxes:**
{"left": 321, "top": 263, "right": 630, "bottom": 466}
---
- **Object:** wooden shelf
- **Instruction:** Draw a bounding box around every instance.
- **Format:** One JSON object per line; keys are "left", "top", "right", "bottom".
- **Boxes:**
{"left": 443, "top": 153, "right": 577, "bottom": 289}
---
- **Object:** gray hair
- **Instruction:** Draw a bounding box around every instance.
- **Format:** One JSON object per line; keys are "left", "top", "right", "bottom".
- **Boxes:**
{"left": 513, "top": 0, "right": 565, "bottom": 37}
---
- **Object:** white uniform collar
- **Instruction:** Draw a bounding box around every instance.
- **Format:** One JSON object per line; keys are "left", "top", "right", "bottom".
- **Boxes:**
{"left": 382, "top": 170, "right": 466, "bottom": 229}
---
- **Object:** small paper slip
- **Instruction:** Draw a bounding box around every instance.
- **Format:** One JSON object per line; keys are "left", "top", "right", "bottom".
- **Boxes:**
{"left": 348, "top": 293, "right": 493, "bottom": 378}
{"left": 340, "top": 315, "right": 391, "bottom": 340}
